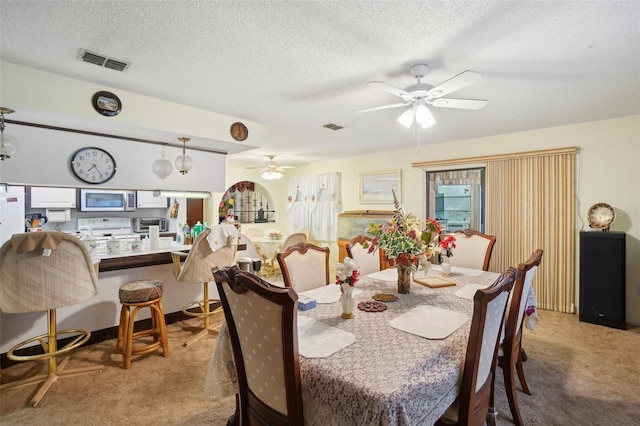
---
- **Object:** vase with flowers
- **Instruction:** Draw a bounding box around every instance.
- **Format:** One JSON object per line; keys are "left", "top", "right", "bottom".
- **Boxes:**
{"left": 438, "top": 234, "right": 456, "bottom": 276}
{"left": 364, "top": 190, "right": 441, "bottom": 294}
{"left": 336, "top": 257, "right": 360, "bottom": 318}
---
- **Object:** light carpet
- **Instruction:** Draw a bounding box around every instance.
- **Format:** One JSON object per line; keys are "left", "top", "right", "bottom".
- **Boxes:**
{"left": 1, "top": 310, "right": 639, "bottom": 425}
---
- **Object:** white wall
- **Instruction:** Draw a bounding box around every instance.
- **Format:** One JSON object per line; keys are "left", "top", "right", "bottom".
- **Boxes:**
{"left": 0, "top": 123, "right": 226, "bottom": 192}
{"left": 226, "top": 115, "right": 640, "bottom": 326}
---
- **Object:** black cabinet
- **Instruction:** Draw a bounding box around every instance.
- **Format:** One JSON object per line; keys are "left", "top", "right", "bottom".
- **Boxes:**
{"left": 579, "top": 231, "right": 626, "bottom": 329}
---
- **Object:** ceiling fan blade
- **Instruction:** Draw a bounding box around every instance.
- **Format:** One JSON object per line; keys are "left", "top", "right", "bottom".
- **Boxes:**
{"left": 430, "top": 98, "right": 487, "bottom": 110}
{"left": 356, "top": 102, "right": 410, "bottom": 113}
{"left": 427, "top": 71, "right": 482, "bottom": 98}
{"left": 368, "top": 81, "right": 414, "bottom": 101}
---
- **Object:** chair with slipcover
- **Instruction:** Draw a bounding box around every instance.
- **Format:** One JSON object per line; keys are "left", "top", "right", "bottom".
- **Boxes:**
{"left": 436, "top": 267, "right": 516, "bottom": 426}
{"left": 171, "top": 227, "right": 236, "bottom": 347}
{"left": 346, "top": 235, "right": 381, "bottom": 276}
{"left": 277, "top": 242, "right": 330, "bottom": 292}
{"left": 213, "top": 265, "right": 304, "bottom": 425}
{"left": 447, "top": 229, "right": 497, "bottom": 271}
{"left": 0, "top": 231, "right": 102, "bottom": 406}
{"left": 491, "top": 249, "right": 543, "bottom": 426}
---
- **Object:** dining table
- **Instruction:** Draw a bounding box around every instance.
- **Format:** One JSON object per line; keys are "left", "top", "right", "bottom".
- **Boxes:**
{"left": 204, "top": 264, "right": 502, "bottom": 425}
{"left": 249, "top": 235, "right": 286, "bottom": 260}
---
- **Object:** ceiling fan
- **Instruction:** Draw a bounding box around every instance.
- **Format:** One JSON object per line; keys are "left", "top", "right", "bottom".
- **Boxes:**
{"left": 248, "top": 155, "right": 294, "bottom": 180}
{"left": 357, "top": 64, "right": 487, "bottom": 129}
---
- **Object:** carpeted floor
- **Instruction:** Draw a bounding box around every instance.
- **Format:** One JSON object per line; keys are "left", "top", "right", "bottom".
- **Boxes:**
{"left": 1, "top": 310, "right": 639, "bottom": 425}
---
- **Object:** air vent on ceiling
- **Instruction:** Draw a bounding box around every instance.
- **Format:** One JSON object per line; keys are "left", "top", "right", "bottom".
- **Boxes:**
{"left": 323, "top": 123, "right": 343, "bottom": 131}
{"left": 78, "top": 49, "right": 130, "bottom": 72}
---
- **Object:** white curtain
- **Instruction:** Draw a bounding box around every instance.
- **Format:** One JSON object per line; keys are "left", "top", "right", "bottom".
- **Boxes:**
{"left": 286, "top": 173, "right": 338, "bottom": 242}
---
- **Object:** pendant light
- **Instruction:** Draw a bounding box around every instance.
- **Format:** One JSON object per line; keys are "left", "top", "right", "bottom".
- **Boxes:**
{"left": 175, "top": 137, "right": 193, "bottom": 174}
{"left": 0, "top": 107, "right": 18, "bottom": 161}
{"left": 152, "top": 146, "right": 173, "bottom": 179}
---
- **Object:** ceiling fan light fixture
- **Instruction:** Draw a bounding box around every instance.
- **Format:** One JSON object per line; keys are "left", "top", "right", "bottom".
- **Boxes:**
{"left": 261, "top": 170, "right": 283, "bottom": 180}
{"left": 415, "top": 104, "right": 436, "bottom": 129}
{"left": 397, "top": 108, "right": 415, "bottom": 128}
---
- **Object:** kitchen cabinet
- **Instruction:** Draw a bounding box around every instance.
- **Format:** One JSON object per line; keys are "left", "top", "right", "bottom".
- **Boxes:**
{"left": 29, "top": 186, "right": 76, "bottom": 208}
{"left": 137, "top": 190, "right": 169, "bottom": 208}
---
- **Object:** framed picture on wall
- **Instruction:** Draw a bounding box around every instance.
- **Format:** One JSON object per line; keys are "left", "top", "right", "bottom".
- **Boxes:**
{"left": 359, "top": 170, "right": 401, "bottom": 204}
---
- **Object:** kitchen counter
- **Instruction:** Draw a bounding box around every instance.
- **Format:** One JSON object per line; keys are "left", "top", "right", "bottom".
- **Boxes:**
{"left": 92, "top": 242, "right": 246, "bottom": 272}
{"left": 94, "top": 244, "right": 192, "bottom": 272}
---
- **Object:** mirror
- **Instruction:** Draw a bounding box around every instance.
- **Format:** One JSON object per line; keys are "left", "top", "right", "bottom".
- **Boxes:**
{"left": 218, "top": 181, "right": 276, "bottom": 224}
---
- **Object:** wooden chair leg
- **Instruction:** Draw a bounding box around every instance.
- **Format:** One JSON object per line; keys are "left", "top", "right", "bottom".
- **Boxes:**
{"left": 516, "top": 348, "right": 531, "bottom": 395}
{"left": 503, "top": 357, "right": 524, "bottom": 426}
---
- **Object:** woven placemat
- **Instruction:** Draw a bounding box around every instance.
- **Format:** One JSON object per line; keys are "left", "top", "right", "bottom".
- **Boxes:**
{"left": 357, "top": 300, "right": 388, "bottom": 312}
{"left": 372, "top": 293, "right": 398, "bottom": 302}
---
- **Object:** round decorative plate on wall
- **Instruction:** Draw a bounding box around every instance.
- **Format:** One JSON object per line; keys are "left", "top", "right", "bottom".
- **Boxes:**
{"left": 92, "top": 91, "right": 122, "bottom": 117}
{"left": 230, "top": 122, "right": 248, "bottom": 141}
{"left": 70, "top": 147, "right": 117, "bottom": 184}
{"left": 587, "top": 202, "right": 615, "bottom": 231}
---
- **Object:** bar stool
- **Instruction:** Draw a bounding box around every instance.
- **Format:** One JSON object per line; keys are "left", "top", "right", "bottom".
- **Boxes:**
{"left": 116, "top": 280, "right": 169, "bottom": 369}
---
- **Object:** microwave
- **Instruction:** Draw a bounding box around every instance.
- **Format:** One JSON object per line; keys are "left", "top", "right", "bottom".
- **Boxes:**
{"left": 133, "top": 217, "right": 168, "bottom": 233}
{"left": 79, "top": 189, "right": 136, "bottom": 212}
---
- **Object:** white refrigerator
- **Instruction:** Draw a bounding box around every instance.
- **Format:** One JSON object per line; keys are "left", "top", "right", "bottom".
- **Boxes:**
{"left": 0, "top": 185, "right": 26, "bottom": 246}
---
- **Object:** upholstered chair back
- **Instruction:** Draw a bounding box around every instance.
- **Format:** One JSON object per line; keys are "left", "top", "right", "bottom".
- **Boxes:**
{"left": 0, "top": 232, "right": 99, "bottom": 313}
{"left": 447, "top": 230, "right": 496, "bottom": 271}
{"left": 347, "top": 235, "right": 380, "bottom": 276}
{"left": 454, "top": 267, "right": 515, "bottom": 425}
{"left": 277, "top": 242, "right": 330, "bottom": 292}
{"left": 214, "top": 266, "right": 303, "bottom": 425}
{"left": 281, "top": 232, "right": 307, "bottom": 251}
{"left": 175, "top": 228, "right": 237, "bottom": 284}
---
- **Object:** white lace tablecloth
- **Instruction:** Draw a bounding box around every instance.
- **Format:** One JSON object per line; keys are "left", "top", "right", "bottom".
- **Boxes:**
{"left": 204, "top": 269, "right": 501, "bottom": 426}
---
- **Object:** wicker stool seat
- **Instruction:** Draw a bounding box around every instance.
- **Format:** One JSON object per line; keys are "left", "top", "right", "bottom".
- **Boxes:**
{"left": 116, "top": 280, "right": 169, "bottom": 369}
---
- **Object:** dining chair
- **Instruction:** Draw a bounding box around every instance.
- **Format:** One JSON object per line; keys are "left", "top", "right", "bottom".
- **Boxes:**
{"left": 213, "top": 265, "right": 304, "bottom": 426}
{"left": 0, "top": 231, "right": 103, "bottom": 407}
{"left": 447, "top": 229, "right": 497, "bottom": 271}
{"left": 436, "top": 267, "right": 516, "bottom": 426}
{"left": 170, "top": 227, "right": 237, "bottom": 347}
{"left": 492, "top": 249, "right": 543, "bottom": 426}
{"left": 268, "top": 232, "right": 308, "bottom": 276}
{"left": 277, "top": 242, "right": 330, "bottom": 292}
{"left": 346, "top": 235, "right": 381, "bottom": 276}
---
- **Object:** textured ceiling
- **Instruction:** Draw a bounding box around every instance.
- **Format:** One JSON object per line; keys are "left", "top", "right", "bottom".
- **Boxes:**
{"left": 1, "top": 1, "right": 639, "bottom": 168}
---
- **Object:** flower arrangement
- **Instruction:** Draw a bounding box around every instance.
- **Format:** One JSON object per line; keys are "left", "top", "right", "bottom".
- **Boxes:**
{"left": 336, "top": 257, "right": 360, "bottom": 287}
{"left": 364, "top": 189, "right": 441, "bottom": 270}
{"left": 438, "top": 234, "right": 456, "bottom": 257}
{"left": 218, "top": 191, "right": 235, "bottom": 219}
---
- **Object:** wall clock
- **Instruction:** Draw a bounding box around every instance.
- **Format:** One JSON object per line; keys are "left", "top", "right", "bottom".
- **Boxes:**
{"left": 70, "top": 147, "right": 117, "bottom": 184}
{"left": 92, "top": 91, "right": 122, "bottom": 117}
{"left": 230, "top": 122, "right": 248, "bottom": 141}
{"left": 587, "top": 202, "right": 615, "bottom": 231}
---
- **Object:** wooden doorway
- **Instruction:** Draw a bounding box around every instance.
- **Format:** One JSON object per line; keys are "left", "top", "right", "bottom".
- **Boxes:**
{"left": 186, "top": 198, "right": 204, "bottom": 228}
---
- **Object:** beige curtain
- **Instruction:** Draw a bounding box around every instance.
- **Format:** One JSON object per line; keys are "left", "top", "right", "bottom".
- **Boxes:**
{"left": 414, "top": 147, "right": 577, "bottom": 313}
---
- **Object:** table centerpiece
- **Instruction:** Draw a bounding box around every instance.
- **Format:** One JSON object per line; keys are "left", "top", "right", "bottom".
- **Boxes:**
{"left": 364, "top": 190, "right": 441, "bottom": 294}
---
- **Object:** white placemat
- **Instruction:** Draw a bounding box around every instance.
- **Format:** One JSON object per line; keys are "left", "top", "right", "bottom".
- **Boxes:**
{"left": 389, "top": 305, "right": 470, "bottom": 339}
{"left": 297, "top": 315, "right": 356, "bottom": 358}
{"left": 453, "top": 283, "right": 489, "bottom": 300}
{"left": 431, "top": 264, "right": 484, "bottom": 276}
{"left": 366, "top": 268, "right": 398, "bottom": 282}
{"left": 299, "top": 285, "right": 362, "bottom": 304}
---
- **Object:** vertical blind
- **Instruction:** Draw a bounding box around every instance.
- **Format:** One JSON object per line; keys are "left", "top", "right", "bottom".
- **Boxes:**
{"left": 414, "top": 147, "right": 577, "bottom": 313}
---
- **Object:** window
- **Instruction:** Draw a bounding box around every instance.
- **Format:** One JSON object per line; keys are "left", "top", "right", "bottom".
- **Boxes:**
{"left": 425, "top": 168, "right": 486, "bottom": 232}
